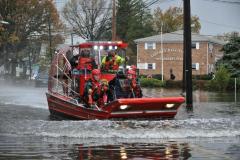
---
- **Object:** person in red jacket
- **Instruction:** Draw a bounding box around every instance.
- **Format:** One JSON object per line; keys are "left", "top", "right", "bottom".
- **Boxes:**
{"left": 84, "top": 69, "right": 108, "bottom": 108}
{"left": 127, "top": 69, "right": 142, "bottom": 98}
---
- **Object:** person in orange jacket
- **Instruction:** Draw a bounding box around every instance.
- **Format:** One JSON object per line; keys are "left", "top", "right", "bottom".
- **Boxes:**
{"left": 84, "top": 69, "right": 108, "bottom": 108}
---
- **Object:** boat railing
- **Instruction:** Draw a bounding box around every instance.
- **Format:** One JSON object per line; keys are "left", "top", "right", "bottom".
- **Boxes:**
{"left": 49, "top": 63, "right": 80, "bottom": 98}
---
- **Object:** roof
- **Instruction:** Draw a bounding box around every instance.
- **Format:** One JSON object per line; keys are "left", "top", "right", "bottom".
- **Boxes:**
{"left": 134, "top": 30, "right": 225, "bottom": 45}
{"left": 72, "top": 41, "right": 128, "bottom": 49}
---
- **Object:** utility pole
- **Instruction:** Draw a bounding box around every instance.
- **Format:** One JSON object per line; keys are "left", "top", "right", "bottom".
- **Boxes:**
{"left": 112, "top": 0, "right": 116, "bottom": 41}
{"left": 183, "top": 0, "right": 193, "bottom": 109}
{"left": 160, "top": 22, "right": 164, "bottom": 81}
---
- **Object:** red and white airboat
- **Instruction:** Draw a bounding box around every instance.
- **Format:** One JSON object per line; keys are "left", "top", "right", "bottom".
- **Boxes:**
{"left": 46, "top": 41, "right": 185, "bottom": 120}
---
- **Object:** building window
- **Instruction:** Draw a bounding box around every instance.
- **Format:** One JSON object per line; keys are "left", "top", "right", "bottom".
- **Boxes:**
{"left": 137, "top": 63, "right": 156, "bottom": 70}
{"left": 192, "top": 63, "right": 199, "bottom": 70}
{"left": 147, "top": 63, "right": 156, "bottom": 70}
{"left": 148, "top": 63, "right": 153, "bottom": 69}
{"left": 192, "top": 42, "right": 200, "bottom": 50}
{"left": 145, "top": 42, "right": 156, "bottom": 50}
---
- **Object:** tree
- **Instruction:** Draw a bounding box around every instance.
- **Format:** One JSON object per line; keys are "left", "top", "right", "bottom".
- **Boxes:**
{"left": 0, "top": 0, "right": 63, "bottom": 77}
{"left": 152, "top": 7, "right": 201, "bottom": 34}
{"left": 116, "top": 0, "right": 154, "bottom": 64}
{"left": 63, "top": 0, "right": 112, "bottom": 41}
{"left": 215, "top": 31, "right": 239, "bottom": 42}
{"left": 217, "top": 35, "right": 240, "bottom": 77}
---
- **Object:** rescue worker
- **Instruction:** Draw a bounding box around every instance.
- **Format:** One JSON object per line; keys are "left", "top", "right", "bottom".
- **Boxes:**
{"left": 77, "top": 50, "right": 97, "bottom": 71}
{"left": 127, "top": 69, "right": 142, "bottom": 98}
{"left": 84, "top": 69, "right": 109, "bottom": 108}
{"left": 70, "top": 50, "right": 80, "bottom": 69}
{"left": 130, "top": 65, "right": 137, "bottom": 79}
{"left": 101, "top": 50, "right": 127, "bottom": 72}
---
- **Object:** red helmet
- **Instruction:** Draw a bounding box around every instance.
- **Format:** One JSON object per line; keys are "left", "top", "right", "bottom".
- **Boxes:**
{"left": 127, "top": 69, "right": 136, "bottom": 75}
{"left": 131, "top": 65, "right": 137, "bottom": 71}
{"left": 92, "top": 69, "right": 100, "bottom": 75}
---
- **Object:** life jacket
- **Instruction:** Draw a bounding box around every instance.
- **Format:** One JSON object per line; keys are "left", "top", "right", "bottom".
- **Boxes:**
{"left": 77, "top": 57, "right": 94, "bottom": 71}
{"left": 104, "top": 55, "right": 119, "bottom": 70}
{"left": 84, "top": 78, "right": 108, "bottom": 107}
{"left": 129, "top": 79, "right": 142, "bottom": 98}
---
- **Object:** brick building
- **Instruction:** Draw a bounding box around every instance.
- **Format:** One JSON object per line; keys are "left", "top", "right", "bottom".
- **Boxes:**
{"left": 134, "top": 30, "right": 225, "bottom": 80}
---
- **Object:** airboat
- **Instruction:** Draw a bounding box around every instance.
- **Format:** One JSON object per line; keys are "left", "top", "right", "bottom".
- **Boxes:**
{"left": 46, "top": 41, "right": 185, "bottom": 120}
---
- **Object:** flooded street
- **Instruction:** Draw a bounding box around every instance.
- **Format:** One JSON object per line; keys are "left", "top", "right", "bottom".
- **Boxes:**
{"left": 0, "top": 81, "right": 240, "bottom": 159}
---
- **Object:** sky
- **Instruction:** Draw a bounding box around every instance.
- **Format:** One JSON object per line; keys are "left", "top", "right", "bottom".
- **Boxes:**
{"left": 54, "top": 0, "right": 240, "bottom": 43}
{"left": 155, "top": 0, "right": 240, "bottom": 36}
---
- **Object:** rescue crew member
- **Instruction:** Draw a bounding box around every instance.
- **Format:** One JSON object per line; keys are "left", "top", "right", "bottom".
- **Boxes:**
{"left": 101, "top": 50, "right": 127, "bottom": 72}
{"left": 127, "top": 69, "right": 142, "bottom": 98}
{"left": 84, "top": 69, "right": 108, "bottom": 108}
{"left": 77, "top": 50, "right": 97, "bottom": 71}
{"left": 70, "top": 50, "right": 80, "bottom": 69}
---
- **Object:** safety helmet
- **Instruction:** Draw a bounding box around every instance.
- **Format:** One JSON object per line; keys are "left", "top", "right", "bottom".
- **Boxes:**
{"left": 131, "top": 65, "right": 137, "bottom": 71}
{"left": 92, "top": 69, "right": 101, "bottom": 75}
{"left": 107, "top": 50, "right": 116, "bottom": 56}
{"left": 127, "top": 69, "right": 136, "bottom": 75}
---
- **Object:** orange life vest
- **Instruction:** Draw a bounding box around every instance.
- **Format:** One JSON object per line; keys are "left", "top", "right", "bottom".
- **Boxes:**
{"left": 77, "top": 57, "right": 94, "bottom": 70}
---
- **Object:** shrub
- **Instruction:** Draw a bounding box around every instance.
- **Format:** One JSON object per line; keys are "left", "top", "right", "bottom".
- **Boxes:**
{"left": 192, "top": 74, "right": 212, "bottom": 80}
{"left": 165, "top": 80, "right": 183, "bottom": 88}
{"left": 152, "top": 74, "right": 163, "bottom": 80}
{"left": 140, "top": 78, "right": 166, "bottom": 88}
{"left": 207, "top": 66, "right": 231, "bottom": 91}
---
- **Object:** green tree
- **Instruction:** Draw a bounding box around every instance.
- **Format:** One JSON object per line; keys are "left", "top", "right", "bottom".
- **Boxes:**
{"left": 0, "top": 0, "right": 63, "bottom": 77}
{"left": 116, "top": 0, "right": 154, "bottom": 64}
{"left": 152, "top": 7, "right": 201, "bottom": 34}
{"left": 217, "top": 35, "right": 240, "bottom": 77}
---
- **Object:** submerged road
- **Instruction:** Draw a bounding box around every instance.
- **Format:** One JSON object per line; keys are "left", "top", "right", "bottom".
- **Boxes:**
{"left": 0, "top": 80, "right": 240, "bottom": 159}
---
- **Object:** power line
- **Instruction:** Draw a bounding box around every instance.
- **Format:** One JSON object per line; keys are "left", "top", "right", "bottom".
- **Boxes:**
{"left": 201, "top": 0, "right": 240, "bottom": 5}
{"left": 200, "top": 18, "right": 240, "bottom": 30}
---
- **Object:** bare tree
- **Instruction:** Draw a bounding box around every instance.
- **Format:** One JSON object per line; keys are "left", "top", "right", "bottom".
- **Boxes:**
{"left": 63, "top": 0, "right": 112, "bottom": 41}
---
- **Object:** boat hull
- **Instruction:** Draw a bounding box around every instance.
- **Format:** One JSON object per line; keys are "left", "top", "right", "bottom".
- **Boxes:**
{"left": 46, "top": 92, "right": 185, "bottom": 120}
{"left": 46, "top": 93, "right": 109, "bottom": 120}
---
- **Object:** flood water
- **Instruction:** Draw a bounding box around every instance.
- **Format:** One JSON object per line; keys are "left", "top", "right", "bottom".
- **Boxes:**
{"left": 0, "top": 81, "right": 240, "bottom": 159}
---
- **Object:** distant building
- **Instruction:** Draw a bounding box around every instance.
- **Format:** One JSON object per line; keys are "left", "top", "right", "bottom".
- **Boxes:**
{"left": 134, "top": 30, "right": 225, "bottom": 80}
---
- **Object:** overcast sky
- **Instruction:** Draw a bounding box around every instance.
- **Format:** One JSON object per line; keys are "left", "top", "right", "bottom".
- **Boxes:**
{"left": 151, "top": 0, "right": 240, "bottom": 35}
{"left": 55, "top": 0, "right": 240, "bottom": 43}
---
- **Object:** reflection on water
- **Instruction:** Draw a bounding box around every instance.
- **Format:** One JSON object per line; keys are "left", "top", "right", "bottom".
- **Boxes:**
{"left": 142, "top": 88, "right": 240, "bottom": 103}
{"left": 0, "top": 135, "right": 192, "bottom": 160}
{"left": 74, "top": 143, "right": 191, "bottom": 160}
{"left": 1, "top": 135, "right": 240, "bottom": 160}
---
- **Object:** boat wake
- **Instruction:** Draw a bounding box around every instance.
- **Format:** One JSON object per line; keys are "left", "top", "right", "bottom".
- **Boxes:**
{"left": 1, "top": 118, "right": 240, "bottom": 139}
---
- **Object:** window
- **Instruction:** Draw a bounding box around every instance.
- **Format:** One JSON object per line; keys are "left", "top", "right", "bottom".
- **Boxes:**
{"left": 137, "top": 63, "right": 156, "bottom": 70}
{"left": 145, "top": 42, "right": 156, "bottom": 50}
{"left": 192, "top": 63, "right": 199, "bottom": 70}
{"left": 192, "top": 42, "right": 200, "bottom": 50}
{"left": 148, "top": 63, "right": 153, "bottom": 69}
{"left": 147, "top": 63, "right": 156, "bottom": 70}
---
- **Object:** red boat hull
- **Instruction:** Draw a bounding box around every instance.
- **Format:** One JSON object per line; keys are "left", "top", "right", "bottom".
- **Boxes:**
{"left": 46, "top": 92, "right": 185, "bottom": 120}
